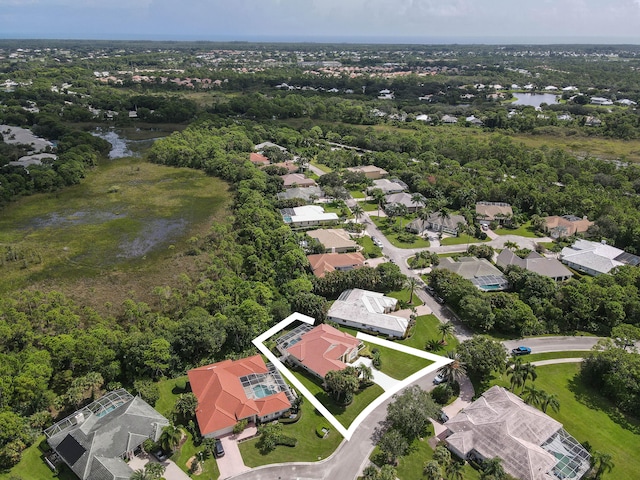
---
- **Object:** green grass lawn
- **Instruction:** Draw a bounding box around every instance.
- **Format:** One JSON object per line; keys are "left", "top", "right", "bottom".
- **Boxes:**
{"left": 291, "top": 368, "right": 384, "bottom": 428}
{"left": 400, "top": 314, "right": 459, "bottom": 354}
{"left": 363, "top": 342, "right": 433, "bottom": 380}
{"left": 361, "top": 200, "right": 381, "bottom": 212}
{"left": 349, "top": 189, "right": 366, "bottom": 199}
{"left": 0, "top": 436, "right": 77, "bottom": 480}
{"left": 494, "top": 221, "right": 540, "bottom": 238}
{"left": 440, "top": 234, "right": 489, "bottom": 246}
{"left": 356, "top": 236, "right": 383, "bottom": 258}
{"left": 238, "top": 397, "right": 343, "bottom": 467}
{"left": 526, "top": 351, "right": 589, "bottom": 362}
{"left": 386, "top": 288, "right": 423, "bottom": 307}
{"left": 488, "top": 363, "right": 640, "bottom": 480}
{"left": 392, "top": 438, "right": 481, "bottom": 480}
{"left": 155, "top": 375, "right": 189, "bottom": 418}
{"left": 170, "top": 430, "right": 220, "bottom": 479}
{"left": 370, "top": 216, "right": 430, "bottom": 249}
{"left": 310, "top": 159, "right": 333, "bottom": 173}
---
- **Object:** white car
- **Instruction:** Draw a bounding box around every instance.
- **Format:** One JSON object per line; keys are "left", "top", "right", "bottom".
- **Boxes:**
{"left": 433, "top": 373, "right": 447, "bottom": 385}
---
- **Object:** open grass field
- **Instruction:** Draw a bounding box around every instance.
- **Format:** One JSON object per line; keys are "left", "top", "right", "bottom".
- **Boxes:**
{"left": 487, "top": 363, "right": 640, "bottom": 480}
{"left": 493, "top": 221, "right": 540, "bottom": 238}
{"left": 239, "top": 397, "right": 343, "bottom": 467}
{"left": 440, "top": 233, "right": 489, "bottom": 246}
{"left": 0, "top": 156, "right": 231, "bottom": 315}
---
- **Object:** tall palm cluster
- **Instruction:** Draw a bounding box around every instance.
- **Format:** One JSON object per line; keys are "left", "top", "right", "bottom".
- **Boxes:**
{"left": 508, "top": 358, "right": 559, "bottom": 414}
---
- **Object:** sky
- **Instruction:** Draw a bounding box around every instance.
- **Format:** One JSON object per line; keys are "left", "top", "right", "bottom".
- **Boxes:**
{"left": 2, "top": 0, "right": 640, "bottom": 43}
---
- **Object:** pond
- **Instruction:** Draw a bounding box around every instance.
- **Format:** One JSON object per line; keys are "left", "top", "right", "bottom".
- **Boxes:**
{"left": 512, "top": 93, "right": 559, "bottom": 108}
{"left": 92, "top": 126, "right": 174, "bottom": 159}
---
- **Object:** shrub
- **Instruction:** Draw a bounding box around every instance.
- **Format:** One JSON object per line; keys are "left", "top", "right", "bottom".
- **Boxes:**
{"left": 316, "top": 424, "right": 330, "bottom": 438}
{"left": 431, "top": 384, "right": 453, "bottom": 405}
{"left": 233, "top": 419, "right": 249, "bottom": 434}
{"left": 279, "top": 410, "right": 302, "bottom": 424}
{"left": 133, "top": 379, "right": 159, "bottom": 406}
{"left": 397, "top": 233, "right": 418, "bottom": 244}
{"left": 276, "top": 435, "right": 298, "bottom": 447}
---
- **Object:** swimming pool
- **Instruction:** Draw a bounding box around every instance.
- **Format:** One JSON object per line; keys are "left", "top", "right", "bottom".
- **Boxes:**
{"left": 252, "top": 384, "right": 277, "bottom": 398}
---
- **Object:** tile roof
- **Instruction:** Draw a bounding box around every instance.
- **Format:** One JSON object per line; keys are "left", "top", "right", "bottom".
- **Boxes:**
{"left": 306, "top": 228, "right": 357, "bottom": 250}
{"left": 188, "top": 355, "right": 291, "bottom": 437}
{"left": 286, "top": 324, "right": 361, "bottom": 378}
{"left": 249, "top": 152, "right": 270, "bottom": 165}
{"left": 476, "top": 202, "right": 513, "bottom": 221}
{"left": 307, "top": 252, "right": 365, "bottom": 277}
{"left": 496, "top": 250, "right": 573, "bottom": 280}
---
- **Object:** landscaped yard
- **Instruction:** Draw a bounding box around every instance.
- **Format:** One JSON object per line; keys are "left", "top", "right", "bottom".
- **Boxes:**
{"left": 493, "top": 221, "right": 540, "bottom": 238}
{"left": 361, "top": 200, "right": 381, "bottom": 212}
{"left": 400, "top": 314, "right": 459, "bottom": 354}
{"left": 356, "top": 235, "right": 383, "bottom": 258}
{"left": 0, "top": 437, "right": 77, "bottom": 480}
{"left": 362, "top": 342, "right": 432, "bottom": 380}
{"left": 386, "top": 288, "right": 423, "bottom": 307}
{"left": 489, "top": 363, "right": 640, "bottom": 480}
{"left": 310, "top": 159, "right": 333, "bottom": 173}
{"left": 238, "top": 396, "right": 343, "bottom": 467}
{"left": 349, "top": 189, "right": 366, "bottom": 199}
{"left": 170, "top": 430, "right": 220, "bottom": 479}
{"left": 291, "top": 368, "right": 385, "bottom": 428}
{"left": 370, "top": 216, "right": 430, "bottom": 249}
{"left": 440, "top": 233, "right": 489, "bottom": 246}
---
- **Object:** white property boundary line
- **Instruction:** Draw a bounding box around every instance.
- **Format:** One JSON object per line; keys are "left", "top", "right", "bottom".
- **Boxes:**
{"left": 252, "top": 312, "right": 452, "bottom": 441}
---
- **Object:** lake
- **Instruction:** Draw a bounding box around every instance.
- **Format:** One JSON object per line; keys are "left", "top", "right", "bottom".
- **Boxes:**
{"left": 512, "top": 93, "right": 559, "bottom": 108}
{"left": 92, "top": 126, "right": 176, "bottom": 159}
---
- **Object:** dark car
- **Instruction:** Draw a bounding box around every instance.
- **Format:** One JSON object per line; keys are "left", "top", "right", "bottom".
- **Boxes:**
{"left": 434, "top": 295, "right": 445, "bottom": 304}
{"left": 153, "top": 450, "right": 168, "bottom": 462}
{"left": 512, "top": 346, "right": 532, "bottom": 356}
{"left": 214, "top": 439, "right": 225, "bottom": 458}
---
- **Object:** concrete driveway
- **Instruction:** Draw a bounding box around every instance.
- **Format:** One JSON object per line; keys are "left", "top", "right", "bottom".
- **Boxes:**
{"left": 217, "top": 426, "right": 258, "bottom": 479}
{"left": 128, "top": 453, "right": 190, "bottom": 480}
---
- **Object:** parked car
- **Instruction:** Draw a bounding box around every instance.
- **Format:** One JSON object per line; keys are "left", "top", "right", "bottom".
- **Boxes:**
{"left": 153, "top": 450, "right": 168, "bottom": 462}
{"left": 425, "top": 285, "right": 435, "bottom": 294}
{"left": 511, "top": 346, "right": 532, "bottom": 356}
{"left": 434, "top": 295, "right": 445, "bottom": 304}
{"left": 439, "top": 410, "right": 450, "bottom": 423}
{"left": 371, "top": 236, "right": 383, "bottom": 248}
{"left": 433, "top": 373, "right": 447, "bottom": 385}
{"left": 214, "top": 439, "right": 225, "bottom": 457}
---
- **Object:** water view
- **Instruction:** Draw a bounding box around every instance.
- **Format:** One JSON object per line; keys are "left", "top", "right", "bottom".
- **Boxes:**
{"left": 512, "top": 93, "right": 560, "bottom": 108}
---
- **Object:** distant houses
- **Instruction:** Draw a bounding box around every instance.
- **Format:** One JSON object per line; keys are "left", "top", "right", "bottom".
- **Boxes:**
{"left": 368, "top": 178, "right": 408, "bottom": 195}
{"left": 476, "top": 201, "right": 513, "bottom": 225}
{"left": 281, "top": 173, "right": 317, "bottom": 189}
{"left": 435, "top": 257, "right": 509, "bottom": 291}
{"left": 543, "top": 215, "right": 593, "bottom": 239}
{"left": 384, "top": 192, "right": 425, "bottom": 213}
{"left": 345, "top": 165, "right": 388, "bottom": 180}
{"left": 306, "top": 228, "right": 359, "bottom": 253}
{"left": 327, "top": 288, "right": 409, "bottom": 338}
{"left": 307, "top": 252, "right": 366, "bottom": 278}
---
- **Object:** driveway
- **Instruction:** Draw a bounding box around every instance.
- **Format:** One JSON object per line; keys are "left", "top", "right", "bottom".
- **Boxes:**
{"left": 128, "top": 453, "right": 190, "bottom": 480}
{"left": 218, "top": 425, "right": 258, "bottom": 479}
{"left": 353, "top": 357, "right": 400, "bottom": 391}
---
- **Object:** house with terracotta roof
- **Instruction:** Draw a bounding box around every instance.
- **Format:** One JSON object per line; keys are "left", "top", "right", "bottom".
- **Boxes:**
{"left": 249, "top": 152, "right": 270, "bottom": 166}
{"left": 278, "top": 324, "right": 363, "bottom": 379}
{"left": 443, "top": 386, "right": 590, "bottom": 480}
{"left": 281, "top": 173, "right": 317, "bottom": 189}
{"left": 307, "top": 252, "right": 366, "bottom": 278}
{"left": 543, "top": 215, "right": 593, "bottom": 239}
{"left": 188, "top": 355, "right": 295, "bottom": 438}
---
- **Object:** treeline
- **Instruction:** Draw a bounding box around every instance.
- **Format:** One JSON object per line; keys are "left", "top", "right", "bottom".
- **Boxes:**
{"left": 427, "top": 264, "right": 640, "bottom": 336}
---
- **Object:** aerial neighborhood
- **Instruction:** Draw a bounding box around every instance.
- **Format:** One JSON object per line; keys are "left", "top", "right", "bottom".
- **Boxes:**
{"left": 2, "top": 39, "right": 640, "bottom": 480}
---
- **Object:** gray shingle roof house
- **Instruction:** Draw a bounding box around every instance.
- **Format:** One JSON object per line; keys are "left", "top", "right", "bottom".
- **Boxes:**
{"left": 45, "top": 390, "right": 169, "bottom": 480}
{"left": 367, "top": 178, "right": 408, "bottom": 195}
{"left": 496, "top": 250, "right": 573, "bottom": 282}
{"left": 277, "top": 186, "right": 323, "bottom": 202}
{"left": 327, "top": 288, "right": 408, "bottom": 338}
{"left": 420, "top": 212, "right": 467, "bottom": 235}
{"left": 560, "top": 239, "right": 640, "bottom": 276}
{"left": 383, "top": 192, "right": 425, "bottom": 213}
{"left": 435, "top": 256, "right": 509, "bottom": 291}
{"left": 444, "top": 386, "right": 590, "bottom": 480}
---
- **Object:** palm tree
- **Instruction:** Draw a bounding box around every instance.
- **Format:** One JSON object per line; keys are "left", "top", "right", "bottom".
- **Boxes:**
{"left": 405, "top": 276, "right": 418, "bottom": 304}
{"left": 309, "top": 193, "right": 319, "bottom": 204}
{"left": 418, "top": 207, "right": 432, "bottom": 233}
{"left": 520, "top": 363, "right": 537, "bottom": 390}
{"left": 357, "top": 364, "right": 373, "bottom": 386}
{"left": 438, "top": 351, "right": 467, "bottom": 385}
{"left": 159, "top": 424, "right": 182, "bottom": 454}
{"left": 144, "top": 462, "right": 166, "bottom": 479}
{"left": 423, "top": 460, "right": 443, "bottom": 480}
{"left": 351, "top": 203, "right": 364, "bottom": 224}
{"left": 411, "top": 192, "right": 427, "bottom": 210}
{"left": 438, "top": 208, "right": 451, "bottom": 232}
{"left": 130, "top": 469, "right": 152, "bottom": 480}
{"left": 445, "top": 461, "right": 464, "bottom": 480}
{"left": 540, "top": 391, "right": 560, "bottom": 414}
{"left": 481, "top": 457, "right": 506, "bottom": 479}
{"left": 438, "top": 322, "right": 455, "bottom": 344}
{"left": 590, "top": 451, "right": 614, "bottom": 479}
{"left": 371, "top": 188, "right": 385, "bottom": 218}
{"left": 507, "top": 357, "right": 525, "bottom": 392}
{"left": 522, "top": 384, "right": 544, "bottom": 406}
{"left": 433, "top": 444, "right": 451, "bottom": 467}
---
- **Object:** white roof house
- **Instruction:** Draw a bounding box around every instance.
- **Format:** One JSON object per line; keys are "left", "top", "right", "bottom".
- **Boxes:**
{"left": 281, "top": 205, "right": 339, "bottom": 228}
{"left": 560, "top": 239, "right": 640, "bottom": 276}
{"left": 328, "top": 289, "right": 408, "bottom": 338}
{"left": 590, "top": 97, "right": 613, "bottom": 106}
{"left": 444, "top": 386, "right": 590, "bottom": 480}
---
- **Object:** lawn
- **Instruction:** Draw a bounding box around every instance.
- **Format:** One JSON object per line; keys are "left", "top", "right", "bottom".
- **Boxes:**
{"left": 310, "top": 159, "right": 333, "bottom": 173}
{"left": 386, "top": 288, "right": 423, "bottom": 307}
{"left": 363, "top": 342, "right": 432, "bottom": 380}
{"left": 526, "top": 351, "right": 590, "bottom": 362}
{"left": 0, "top": 436, "right": 77, "bottom": 480}
{"left": 291, "top": 368, "right": 385, "bottom": 428}
{"left": 490, "top": 363, "right": 640, "bottom": 480}
{"left": 440, "top": 234, "right": 489, "bottom": 246}
{"left": 493, "top": 221, "right": 540, "bottom": 238}
{"left": 323, "top": 201, "right": 353, "bottom": 218}
{"left": 238, "top": 397, "right": 343, "bottom": 467}
{"left": 155, "top": 375, "right": 189, "bottom": 418}
{"left": 349, "top": 189, "right": 366, "bottom": 199}
{"left": 400, "top": 314, "right": 459, "bottom": 354}
{"left": 370, "top": 216, "right": 430, "bottom": 249}
{"left": 170, "top": 430, "right": 220, "bottom": 479}
{"left": 356, "top": 235, "right": 383, "bottom": 258}
{"left": 361, "top": 200, "right": 381, "bottom": 212}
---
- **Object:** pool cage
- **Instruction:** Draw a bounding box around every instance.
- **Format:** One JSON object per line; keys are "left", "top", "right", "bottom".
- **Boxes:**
{"left": 275, "top": 323, "right": 314, "bottom": 353}
{"left": 239, "top": 362, "right": 297, "bottom": 405}
{"left": 44, "top": 389, "right": 133, "bottom": 438}
{"left": 541, "top": 428, "right": 591, "bottom": 480}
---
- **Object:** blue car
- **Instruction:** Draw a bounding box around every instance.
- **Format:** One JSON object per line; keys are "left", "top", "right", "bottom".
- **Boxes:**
{"left": 512, "top": 346, "right": 532, "bottom": 356}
